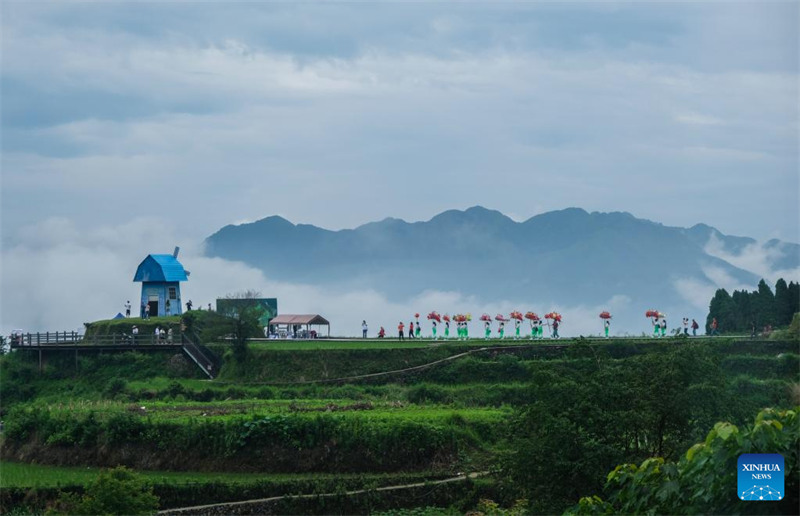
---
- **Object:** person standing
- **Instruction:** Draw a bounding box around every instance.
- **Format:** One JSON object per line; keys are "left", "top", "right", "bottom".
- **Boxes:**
{"left": 432, "top": 320, "right": 438, "bottom": 339}
{"left": 652, "top": 317, "right": 660, "bottom": 338}
{"left": 186, "top": 300, "right": 193, "bottom": 311}
{"left": 683, "top": 317, "right": 689, "bottom": 335}
{"left": 660, "top": 318, "right": 667, "bottom": 337}
{"left": 444, "top": 319, "right": 450, "bottom": 339}
{"left": 691, "top": 318, "right": 699, "bottom": 336}
{"left": 362, "top": 320, "right": 368, "bottom": 338}
{"left": 552, "top": 319, "right": 559, "bottom": 339}
{"left": 141, "top": 301, "right": 147, "bottom": 319}
{"left": 124, "top": 301, "right": 131, "bottom": 318}
{"left": 484, "top": 320, "right": 491, "bottom": 340}
{"left": 165, "top": 299, "right": 171, "bottom": 317}
{"left": 408, "top": 321, "right": 414, "bottom": 339}
{"left": 514, "top": 318, "right": 521, "bottom": 339}
{"left": 710, "top": 317, "right": 719, "bottom": 336}
{"left": 154, "top": 326, "right": 161, "bottom": 343}
{"left": 498, "top": 320, "right": 505, "bottom": 339}
{"left": 604, "top": 318, "right": 610, "bottom": 338}
{"left": 398, "top": 322, "right": 405, "bottom": 340}
{"left": 415, "top": 321, "right": 421, "bottom": 339}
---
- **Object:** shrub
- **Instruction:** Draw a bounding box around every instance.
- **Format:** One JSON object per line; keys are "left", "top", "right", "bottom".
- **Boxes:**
{"left": 51, "top": 466, "right": 159, "bottom": 515}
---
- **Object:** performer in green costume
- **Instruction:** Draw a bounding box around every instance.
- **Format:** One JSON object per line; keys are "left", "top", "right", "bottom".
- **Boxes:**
{"left": 464, "top": 321, "right": 469, "bottom": 340}
{"left": 432, "top": 320, "right": 437, "bottom": 339}
{"left": 498, "top": 321, "right": 505, "bottom": 339}
{"left": 652, "top": 318, "right": 660, "bottom": 338}
{"left": 514, "top": 319, "right": 521, "bottom": 339}
{"left": 484, "top": 321, "right": 491, "bottom": 339}
{"left": 444, "top": 320, "right": 450, "bottom": 339}
{"left": 604, "top": 319, "right": 610, "bottom": 338}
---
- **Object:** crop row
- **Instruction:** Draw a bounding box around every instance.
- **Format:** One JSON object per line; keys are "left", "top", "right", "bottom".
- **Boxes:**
{"left": 2, "top": 405, "right": 506, "bottom": 473}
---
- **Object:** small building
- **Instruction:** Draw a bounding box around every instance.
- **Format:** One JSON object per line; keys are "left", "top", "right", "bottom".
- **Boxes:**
{"left": 269, "top": 314, "right": 330, "bottom": 338}
{"left": 133, "top": 247, "right": 189, "bottom": 318}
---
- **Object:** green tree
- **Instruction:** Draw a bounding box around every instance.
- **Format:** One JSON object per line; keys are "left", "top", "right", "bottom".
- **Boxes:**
{"left": 201, "top": 290, "right": 263, "bottom": 362}
{"left": 502, "top": 344, "right": 727, "bottom": 513}
{"left": 567, "top": 407, "right": 799, "bottom": 515}
{"left": 707, "top": 288, "right": 735, "bottom": 334}
{"left": 50, "top": 466, "right": 159, "bottom": 515}
{"left": 753, "top": 279, "right": 777, "bottom": 328}
{"left": 788, "top": 281, "right": 800, "bottom": 316}
{"left": 774, "top": 278, "right": 794, "bottom": 327}
{"left": 731, "top": 289, "right": 752, "bottom": 333}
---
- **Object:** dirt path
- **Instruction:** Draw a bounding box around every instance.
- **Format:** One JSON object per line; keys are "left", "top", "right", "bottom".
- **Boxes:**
{"left": 158, "top": 471, "right": 490, "bottom": 515}
{"left": 215, "top": 343, "right": 567, "bottom": 385}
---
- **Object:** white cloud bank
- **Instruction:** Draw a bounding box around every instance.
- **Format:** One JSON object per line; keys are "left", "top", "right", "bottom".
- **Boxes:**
{"left": 3, "top": 217, "right": 639, "bottom": 338}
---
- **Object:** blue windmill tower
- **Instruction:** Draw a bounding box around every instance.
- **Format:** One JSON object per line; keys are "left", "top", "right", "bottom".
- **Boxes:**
{"left": 133, "top": 247, "right": 189, "bottom": 318}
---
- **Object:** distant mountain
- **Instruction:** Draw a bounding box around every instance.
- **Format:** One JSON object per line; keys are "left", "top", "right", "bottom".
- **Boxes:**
{"left": 204, "top": 207, "right": 799, "bottom": 315}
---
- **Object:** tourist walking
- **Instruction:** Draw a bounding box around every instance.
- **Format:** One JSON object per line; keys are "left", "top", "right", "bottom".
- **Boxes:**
{"left": 552, "top": 319, "right": 559, "bottom": 339}
{"left": 408, "top": 321, "right": 414, "bottom": 339}
{"left": 398, "top": 322, "right": 405, "bottom": 340}
{"left": 691, "top": 318, "right": 699, "bottom": 336}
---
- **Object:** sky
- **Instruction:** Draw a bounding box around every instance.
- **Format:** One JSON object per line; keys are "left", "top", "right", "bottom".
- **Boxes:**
{"left": 1, "top": 1, "right": 798, "bottom": 335}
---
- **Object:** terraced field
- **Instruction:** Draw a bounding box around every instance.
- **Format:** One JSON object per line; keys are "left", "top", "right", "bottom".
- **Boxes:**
{"left": 1, "top": 336, "right": 797, "bottom": 513}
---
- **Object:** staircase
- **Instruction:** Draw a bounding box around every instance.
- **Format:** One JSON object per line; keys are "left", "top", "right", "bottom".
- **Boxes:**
{"left": 181, "top": 335, "right": 217, "bottom": 379}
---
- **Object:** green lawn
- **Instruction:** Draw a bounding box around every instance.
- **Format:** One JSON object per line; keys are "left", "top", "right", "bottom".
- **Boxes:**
{"left": 0, "top": 461, "right": 444, "bottom": 488}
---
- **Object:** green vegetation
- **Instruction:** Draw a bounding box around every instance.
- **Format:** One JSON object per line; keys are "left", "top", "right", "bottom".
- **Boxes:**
{"left": 2, "top": 335, "right": 798, "bottom": 514}
{"left": 707, "top": 278, "right": 799, "bottom": 334}
{"left": 49, "top": 466, "right": 159, "bottom": 515}
{"left": 567, "top": 407, "right": 799, "bottom": 515}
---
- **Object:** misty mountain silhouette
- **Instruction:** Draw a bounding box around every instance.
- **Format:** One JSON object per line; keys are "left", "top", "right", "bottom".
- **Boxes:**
{"left": 204, "top": 207, "right": 797, "bottom": 310}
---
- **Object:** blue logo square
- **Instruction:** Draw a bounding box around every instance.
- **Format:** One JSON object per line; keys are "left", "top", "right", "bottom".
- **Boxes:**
{"left": 738, "top": 453, "right": 784, "bottom": 501}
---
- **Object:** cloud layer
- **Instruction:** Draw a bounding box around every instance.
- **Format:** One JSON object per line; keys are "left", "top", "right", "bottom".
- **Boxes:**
{"left": 2, "top": 2, "right": 798, "bottom": 244}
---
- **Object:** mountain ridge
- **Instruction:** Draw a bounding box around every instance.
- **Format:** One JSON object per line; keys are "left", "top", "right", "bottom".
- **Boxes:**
{"left": 204, "top": 206, "right": 798, "bottom": 314}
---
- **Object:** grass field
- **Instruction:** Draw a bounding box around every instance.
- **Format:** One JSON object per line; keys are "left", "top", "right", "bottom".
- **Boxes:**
{"left": 0, "top": 461, "right": 449, "bottom": 488}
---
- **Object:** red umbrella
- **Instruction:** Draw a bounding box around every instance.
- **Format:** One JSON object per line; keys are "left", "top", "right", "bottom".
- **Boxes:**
{"left": 545, "top": 312, "right": 562, "bottom": 322}
{"left": 427, "top": 311, "right": 442, "bottom": 323}
{"left": 525, "top": 312, "right": 540, "bottom": 321}
{"left": 443, "top": 314, "right": 451, "bottom": 322}
{"left": 479, "top": 314, "right": 492, "bottom": 322}
{"left": 414, "top": 313, "right": 420, "bottom": 318}
{"left": 645, "top": 310, "right": 659, "bottom": 318}
{"left": 495, "top": 314, "right": 509, "bottom": 322}
{"left": 599, "top": 311, "right": 612, "bottom": 319}
{"left": 510, "top": 311, "right": 524, "bottom": 321}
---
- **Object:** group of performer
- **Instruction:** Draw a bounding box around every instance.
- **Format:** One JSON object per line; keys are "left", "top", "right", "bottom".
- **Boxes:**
{"left": 393, "top": 310, "right": 693, "bottom": 340}
{"left": 398, "top": 311, "right": 570, "bottom": 340}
